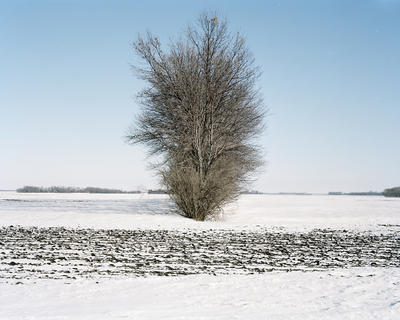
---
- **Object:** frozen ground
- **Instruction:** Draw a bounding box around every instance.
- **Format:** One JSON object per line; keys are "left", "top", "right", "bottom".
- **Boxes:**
{"left": 1, "top": 192, "right": 400, "bottom": 319}
{"left": 1, "top": 226, "right": 399, "bottom": 280}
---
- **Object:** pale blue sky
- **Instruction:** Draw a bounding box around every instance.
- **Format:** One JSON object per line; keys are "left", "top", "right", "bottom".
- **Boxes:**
{"left": 1, "top": 0, "right": 399, "bottom": 193}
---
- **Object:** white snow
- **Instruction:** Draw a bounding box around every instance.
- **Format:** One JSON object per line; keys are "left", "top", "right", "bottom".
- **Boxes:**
{"left": 1, "top": 191, "right": 400, "bottom": 319}
{"left": 1, "top": 269, "right": 400, "bottom": 320}
{"left": 1, "top": 191, "right": 400, "bottom": 232}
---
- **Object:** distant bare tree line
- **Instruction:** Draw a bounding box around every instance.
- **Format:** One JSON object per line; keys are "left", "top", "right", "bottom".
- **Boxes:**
{"left": 16, "top": 186, "right": 141, "bottom": 194}
{"left": 383, "top": 187, "right": 400, "bottom": 198}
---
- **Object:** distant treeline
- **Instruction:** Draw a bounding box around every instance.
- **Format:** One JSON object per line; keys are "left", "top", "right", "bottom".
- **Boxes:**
{"left": 147, "top": 189, "right": 168, "bottom": 194}
{"left": 241, "top": 190, "right": 265, "bottom": 195}
{"left": 383, "top": 187, "right": 400, "bottom": 198}
{"left": 16, "top": 186, "right": 140, "bottom": 194}
{"left": 328, "top": 191, "right": 383, "bottom": 196}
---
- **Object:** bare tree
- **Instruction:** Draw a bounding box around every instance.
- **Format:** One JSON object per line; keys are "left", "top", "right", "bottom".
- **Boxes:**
{"left": 127, "top": 13, "right": 266, "bottom": 220}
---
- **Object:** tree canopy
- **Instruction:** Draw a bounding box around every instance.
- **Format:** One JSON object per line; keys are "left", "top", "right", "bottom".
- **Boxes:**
{"left": 127, "top": 13, "right": 266, "bottom": 220}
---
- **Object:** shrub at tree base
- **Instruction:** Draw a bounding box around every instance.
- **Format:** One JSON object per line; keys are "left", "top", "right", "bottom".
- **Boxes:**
{"left": 127, "top": 13, "right": 265, "bottom": 220}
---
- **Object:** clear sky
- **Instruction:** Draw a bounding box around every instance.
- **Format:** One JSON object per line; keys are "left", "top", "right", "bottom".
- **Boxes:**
{"left": 1, "top": 0, "right": 399, "bottom": 193}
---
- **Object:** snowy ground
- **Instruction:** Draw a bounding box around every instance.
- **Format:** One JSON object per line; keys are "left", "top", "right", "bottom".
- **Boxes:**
{"left": 1, "top": 269, "right": 400, "bottom": 320}
{"left": 1, "top": 191, "right": 400, "bottom": 232}
{"left": 1, "top": 191, "right": 400, "bottom": 319}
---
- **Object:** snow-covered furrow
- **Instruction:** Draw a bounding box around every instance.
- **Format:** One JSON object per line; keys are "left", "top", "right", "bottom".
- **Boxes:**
{"left": 1, "top": 226, "right": 399, "bottom": 281}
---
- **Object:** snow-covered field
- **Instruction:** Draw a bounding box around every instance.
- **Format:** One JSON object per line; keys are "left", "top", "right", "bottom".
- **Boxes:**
{"left": 2, "top": 269, "right": 400, "bottom": 320}
{"left": 1, "top": 191, "right": 400, "bottom": 232}
{"left": 1, "top": 191, "right": 400, "bottom": 319}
